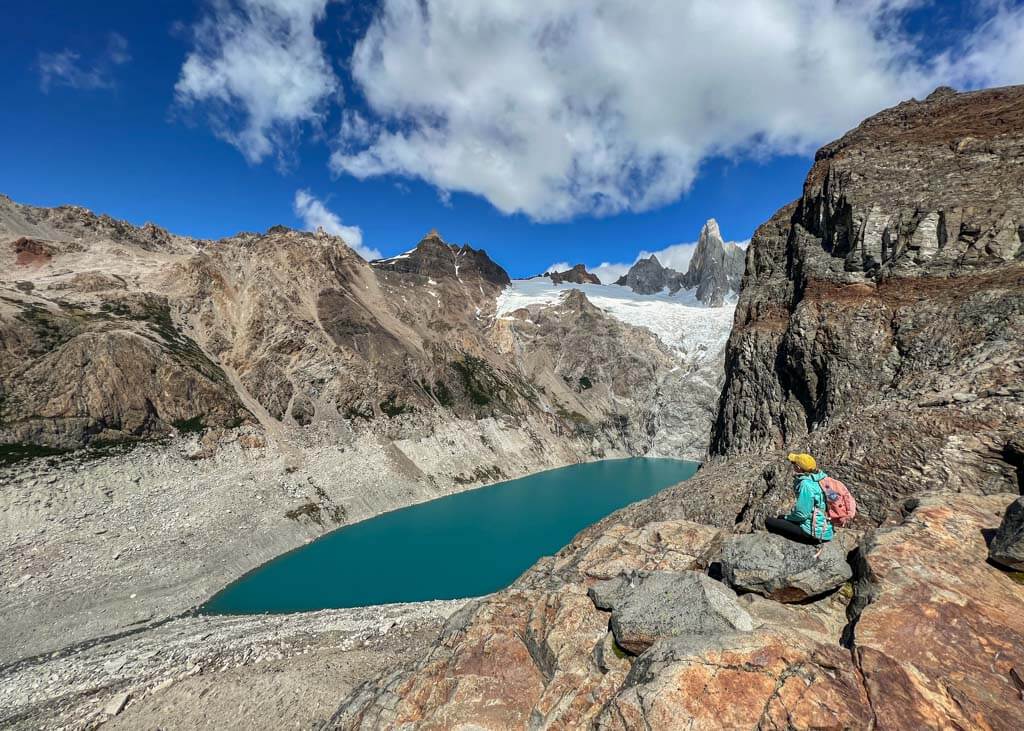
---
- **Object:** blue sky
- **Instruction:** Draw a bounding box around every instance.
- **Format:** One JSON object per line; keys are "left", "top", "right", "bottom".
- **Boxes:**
{"left": 3, "top": 1, "right": 1022, "bottom": 279}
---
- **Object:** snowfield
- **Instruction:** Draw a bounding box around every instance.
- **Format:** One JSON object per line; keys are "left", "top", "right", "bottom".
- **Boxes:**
{"left": 496, "top": 278, "right": 735, "bottom": 364}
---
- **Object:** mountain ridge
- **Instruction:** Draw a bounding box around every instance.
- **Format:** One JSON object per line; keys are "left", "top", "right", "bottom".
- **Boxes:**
{"left": 0, "top": 191, "right": 731, "bottom": 666}
{"left": 614, "top": 218, "right": 745, "bottom": 305}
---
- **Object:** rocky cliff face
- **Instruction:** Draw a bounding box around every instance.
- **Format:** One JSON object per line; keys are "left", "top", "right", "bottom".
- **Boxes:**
{"left": 679, "top": 219, "right": 746, "bottom": 306}
{"left": 615, "top": 218, "right": 744, "bottom": 305}
{"left": 706, "top": 84, "right": 1024, "bottom": 524}
{"left": 331, "top": 86, "right": 1024, "bottom": 729}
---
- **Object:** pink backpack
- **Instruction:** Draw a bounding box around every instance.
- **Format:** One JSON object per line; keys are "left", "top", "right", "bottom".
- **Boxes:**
{"left": 818, "top": 476, "right": 857, "bottom": 527}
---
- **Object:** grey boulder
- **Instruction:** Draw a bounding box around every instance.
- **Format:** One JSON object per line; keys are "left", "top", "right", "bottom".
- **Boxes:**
{"left": 588, "top": 571, "right": 753, "bottom": 655}
{"left": 721, "top": 531, "right": 853, "bottom": 602}
{"left": 989, "top": 497, "right": 1024, "bottom": 571}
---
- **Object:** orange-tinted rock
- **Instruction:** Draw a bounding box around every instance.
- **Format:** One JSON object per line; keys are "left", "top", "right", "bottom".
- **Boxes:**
{"left": 521, "top": 520, "right": 722, "bottom": 589}
{"left": 335, "top": 588, "right": 624, "bottom": 729}
{"left": 851, "top": 493, "right": 1024, "bottom": 730}
{"left": 332, "top": 494, "right": 1024, "bottom": 729}
{"left": 598, "top": 637, "right": 871, "bottom": 731}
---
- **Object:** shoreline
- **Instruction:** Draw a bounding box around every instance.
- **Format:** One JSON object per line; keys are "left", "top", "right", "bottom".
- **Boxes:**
{"left": 198, "top": 454, "right": 697, "bottom": 616}
{"left": 0, "top": 424, "right": 699, "bottom": 728}
{"left": 0, "top": 597, "right": 474, "bottom": 730}
{"left": 0, "top": 416, "right": 635, "bottom": 664}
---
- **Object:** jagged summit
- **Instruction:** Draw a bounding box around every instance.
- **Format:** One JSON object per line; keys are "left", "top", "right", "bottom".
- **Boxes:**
{"left": 614, "top": 218, "right": 745, "bottom": 305}
{"left": 541, "top": 263, "right": 601, "bottom": 285}
{"left": 0, "top": 194, "right": 192, "bottom": 254}
{"left": 372, "top": 230, "right": 510, "bottom": 285}
{"left": 614, "top": 253, "right": 681, "bottom": 294}
{"left": 679, "top": 218, "right": 746, "bottom": 306}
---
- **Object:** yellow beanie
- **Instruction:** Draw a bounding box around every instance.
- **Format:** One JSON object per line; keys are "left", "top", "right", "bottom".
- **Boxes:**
{"left": 787, "top": 452, "right": 817, "bottom": 472}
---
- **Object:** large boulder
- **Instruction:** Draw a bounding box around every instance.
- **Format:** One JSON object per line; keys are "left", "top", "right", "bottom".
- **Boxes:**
{"left": 720, "top": 531, "right": 853, "bottom": 602}
{"left": 588, "top": 571, "right": 753, "bottom": 655}
{"left": 989, "top": 496, "right": 1024, "bottom": 570}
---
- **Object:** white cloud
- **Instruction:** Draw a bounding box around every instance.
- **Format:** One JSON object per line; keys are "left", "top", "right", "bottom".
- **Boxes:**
{"left": 175, "top": 0, "right": 338, "bottom": 164}
{"left": 330, "top": 0, "right": 1024, "bottom": 221}
{"left": 329, "top": 0, "right": 922, "bottom": 220}
{"left": 591, "top": 262, "right": 631, "bottom": 286}
{"left": 168, "top": 1, "right": 1024, "bottom": 220}
{"left": 293, "top": 189, "right": 381, "bottom": 261}
{"left": 545, "top": 262, "right": 571, "bottom": 274}
{"left": 38, "top": 33, "right": 130, "bottom": 92}
{"left": 936, "top": 3, "right": 1024, "bottom": 88}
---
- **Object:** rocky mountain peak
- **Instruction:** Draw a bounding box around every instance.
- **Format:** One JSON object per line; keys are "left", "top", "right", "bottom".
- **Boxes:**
{"left": 544, "top": 263, "right": 601, "bottom": 285}
{"left": 613, "top": 220, "right": 744, "bottom": 305}
{"left": 372, "top": 231, "right": 510, "bottom": 286}
{"left": 614, "top": 253, "right": 679, "bottom": 294}
{"left": 700, "top": 218, "right": 722, "bottom": 242}
{"left": 680, "top": 218, "right": 746, "bottom": 306}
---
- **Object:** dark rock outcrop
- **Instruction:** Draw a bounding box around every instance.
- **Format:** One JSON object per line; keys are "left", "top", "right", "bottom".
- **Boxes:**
{"left": 544, "top": 263, "right": 600, "bottom": 285}
{"left": 371, "top": 229, "right": 510, "bottom": 286}
{"left": 720, "top": 531, "right": 853, "bottom": 602}
{"left": 702, "top": 85, "right": 1024, "bottom": 526}
{"left": 990, "top": 496, "right": 1024, "bottom": 570}
{"left": 614, "top": 254, "right": 681, "bottom": 294}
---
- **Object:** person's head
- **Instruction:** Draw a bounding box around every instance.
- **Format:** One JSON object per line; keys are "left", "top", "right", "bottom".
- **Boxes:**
{"left": 787, "top": 452, "right": 817, "bottom": 474}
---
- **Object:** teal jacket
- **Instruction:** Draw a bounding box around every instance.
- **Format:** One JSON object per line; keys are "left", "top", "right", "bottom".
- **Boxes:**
{"left": 785, "top": 471, "right": 834, "bottom": 541}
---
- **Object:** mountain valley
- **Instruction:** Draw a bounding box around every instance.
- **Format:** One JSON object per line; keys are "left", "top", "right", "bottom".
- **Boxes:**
{"left": 2, "top": 84, "right": 1023, "bottom": 730}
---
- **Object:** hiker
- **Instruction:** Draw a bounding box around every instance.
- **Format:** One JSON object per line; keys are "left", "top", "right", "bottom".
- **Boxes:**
{"left": 764, "top": 452, "right": 835, "bottom": 545}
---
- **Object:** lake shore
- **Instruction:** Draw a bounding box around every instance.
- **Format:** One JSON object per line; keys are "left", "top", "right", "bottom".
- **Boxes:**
{"left": 0, "top": 417, "right": 609, "bottom": 666}
{"left": 0, "top": 597, "right": 472, "bottom": 730}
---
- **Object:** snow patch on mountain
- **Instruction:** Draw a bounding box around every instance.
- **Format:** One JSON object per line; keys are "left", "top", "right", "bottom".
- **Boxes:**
{"left": 496, "top": 278, "right": 735, "bottom": 365}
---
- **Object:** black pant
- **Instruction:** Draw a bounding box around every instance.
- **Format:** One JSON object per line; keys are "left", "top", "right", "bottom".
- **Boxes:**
{"left": 765, "top": 516, "right": 822, "bottom": 545}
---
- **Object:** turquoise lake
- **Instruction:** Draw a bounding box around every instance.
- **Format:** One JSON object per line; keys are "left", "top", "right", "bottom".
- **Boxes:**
{"left": 202, "top": 457, "right": 698, "bottom": 614}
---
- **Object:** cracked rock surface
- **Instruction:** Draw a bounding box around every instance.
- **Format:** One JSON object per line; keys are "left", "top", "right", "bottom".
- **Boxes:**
{"left": 720, "top": 530, "right": 855, "bottom": 602}
{"left": 591, "top": 571, "right": 753, "bottom": 654}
